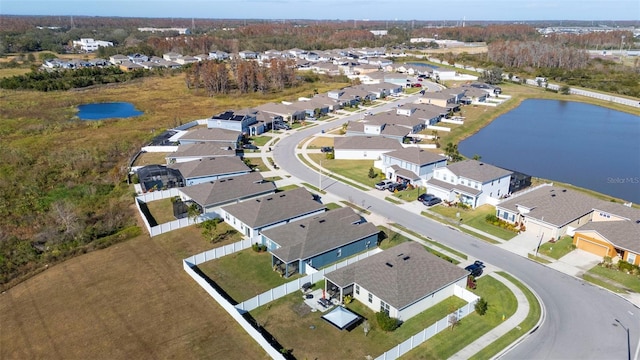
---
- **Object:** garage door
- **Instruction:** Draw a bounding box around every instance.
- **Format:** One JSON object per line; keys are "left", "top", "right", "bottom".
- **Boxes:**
{"left": 576, "top": 236, "right": 610, "bottom": 257}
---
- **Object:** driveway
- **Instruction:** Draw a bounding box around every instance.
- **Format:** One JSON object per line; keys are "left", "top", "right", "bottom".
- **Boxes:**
{"left": 547, "top": 249, "right": 602, "bottom": 277}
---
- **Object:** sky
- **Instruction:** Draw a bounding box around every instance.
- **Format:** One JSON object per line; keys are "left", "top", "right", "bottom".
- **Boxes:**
{"left": 1, "top": 0, "right": 639, "bottom": 21}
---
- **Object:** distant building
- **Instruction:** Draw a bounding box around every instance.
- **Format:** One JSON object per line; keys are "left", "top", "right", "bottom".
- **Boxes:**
{"left": 72, "top": 38, "right": 113, "bottom": 52}
{"left": 137, "top": 27, "right": 190, "bottom": 35}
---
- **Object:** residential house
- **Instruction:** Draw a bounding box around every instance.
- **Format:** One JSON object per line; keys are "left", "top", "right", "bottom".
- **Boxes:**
{"left": 175, "top": 55, "right": 198, "bottom": 65}
{"left": 573, "top": 220, "right": 640, "bottom": 265}
{"left": 72, "top": 38, "right": 113, "bottom": 52}
{"left": 128, "top": 53, "right": 149, "bottom": 63}
{"left": 109, "top": 54, "right": 128, "bottom": 65}
{"left": 427, "top": 160, "right": 512, "bottom": 208}
{"left": 254, "top": 102, "right": 306, "bottom": 122}
{"left": 238, "top": 50, "right": 258, "bottom": 60}
{"left": 177, "top": 128, "right": 242, "bottom": 149}
{"left": 495, "top": 185, "right": 600, "bottom": 241}
{"left": 163, "top": 52, "right": 182, "bottom": 61}
{"left": 207, "top": 109, "right": 264, "bottom": 136}
{"left": 324, "top": 241, "right": 471, "bottom": 321}
{"left": 260, "top": 207, "right": 379, "bottom": 278}
{"left": 178, "top": 172, "right": 276, "bottom": 215}
{"left": 168, "top": 156, "right": 251, "bottom": 186}
{"left": 220, "top": 187, "right": 326, "bottom": 240}
{"left": 166, "top": 143, "right": 236, "bottom": 164}
{"left": 209, "top": 51, "right": 230, "bottom": 60}
{"left": 378, "top": 147, "right": 447, "bottom": 185}
{"left": 119, "top": 61, "right": 143, "bottom": 71}
{"left": 333, "top": 136, "right": 403, "bottom": 160}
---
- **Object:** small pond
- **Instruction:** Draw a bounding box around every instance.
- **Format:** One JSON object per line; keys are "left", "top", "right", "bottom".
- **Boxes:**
{"left": 405, "top": 62, "right": 438, "bottom": 69}
{"left": 77, "top": 102, "right": 143, "bottom": 120}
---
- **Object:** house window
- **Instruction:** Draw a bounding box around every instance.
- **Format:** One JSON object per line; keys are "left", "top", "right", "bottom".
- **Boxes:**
{"left": 628, "top": 253, "right": 637, "bottom": 265}
{"left": 380, "top": 301, "right": 390, "bottom": 315}
{"left": 225, "top": 214, "right": 230, "bottom": 221}
{"left": 492, "top": 180, "right": 494, "bottom": 186}
{"left": 366, "top": 240, "right": 371, "bottom": 248}
{"left": 355, "top": 285, "right": 360, "bottom": 295}
{"left": 443, "top": 174, "right": 447, "bottom": 181}
{"left": 368, "top": 293, "right": 373, "bottom": 303}
{"left": 490, "top": 192, "right": 493, "bottom": 197}
{"left": 337, "top": 248, "right": 342, "bottom": 257}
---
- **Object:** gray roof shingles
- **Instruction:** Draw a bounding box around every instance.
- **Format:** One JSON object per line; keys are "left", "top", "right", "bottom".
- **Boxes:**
{"left": 325, "top": 242, "right": 469, "bottom": 310}
{"left": 575, "top": 220, "right": 640, "bottom": 254}
{"left": 169, "top": 156, "right": 250, "bottom": 179}
{"left": 445, "top": 160, "right": 512, "bottom": 183}
{"left": 220, "top": 187, "right": 326, "bottom": 228}
{"left": 262, "top": 207, "right": 379, "bottom": 263}
{"left": 179, "top": 172, "right": 275, "bottom": 208}
{"left": 385, "top": 147, "right": 447, "bottom": 166}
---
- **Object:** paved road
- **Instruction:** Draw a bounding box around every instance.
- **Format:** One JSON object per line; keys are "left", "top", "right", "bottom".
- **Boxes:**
{"left": 272, "top": 99, "right": 640, "bottom": 359}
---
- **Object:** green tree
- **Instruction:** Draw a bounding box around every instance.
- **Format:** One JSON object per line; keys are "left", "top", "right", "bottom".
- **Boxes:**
{"left": 368, "top": 167, "right": 377, "bottom": 179}
{"left": 473, "top": 154, "right": 482, "bottom": 160}
{"left": 444, "top": 142, "right": 463, "bottom": 162}
{"left": 475, "top": 297, "right": 489, "bottom": 316}
{"left": 560, "top": 85, "right": 571, "bottom": 95}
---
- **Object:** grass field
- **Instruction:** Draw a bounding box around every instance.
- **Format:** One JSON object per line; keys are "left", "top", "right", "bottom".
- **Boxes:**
{"left": 0, "top": 224, "right": 269, "bottom": 360}
{"left": 430, "top": 204, "right": 518, "bottom": 240}
{"left": 133, "top": 151, "right": 170, "bottom": 166}
{"left": 537, "top": 236, "right": 575, "bottom": 259}
{"left": 146, "top": 198, "right": 177, "bottom": 224}
{"left": 587, "top": 265, "right": 640, "bottom": 293}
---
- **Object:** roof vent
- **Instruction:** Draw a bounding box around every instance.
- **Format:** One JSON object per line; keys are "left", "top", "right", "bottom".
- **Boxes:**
{"left": 299, "top": 224, "right": 306, "bottom": 228}
{"left": 479, "top": 163, "right": 484, "bottom": 166}
{"left": 319, "top": 219, "right": 326, "bottom": 223}
{"left": 562, "top": 189, "right": 567, "bottom": 192}
{"left": 279, "top": 194, "right": 286, "bottom": 198}
{"left": 385, "top": 262, "right": 393, "bottom": 268}
{"left": 403, "top": 256, "right": 410, "bottom": 261}
{"left": 551, "top": 194, "right": 556, "bottom": 197}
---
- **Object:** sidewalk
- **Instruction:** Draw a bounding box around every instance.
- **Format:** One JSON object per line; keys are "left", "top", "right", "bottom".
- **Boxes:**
{"left": 449, "top": 272, "right": 530, "bottom": 360}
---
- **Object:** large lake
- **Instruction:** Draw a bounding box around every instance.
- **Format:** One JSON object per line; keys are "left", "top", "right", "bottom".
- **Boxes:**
{"left": 77, "top": 102, "right": 143, "bottom": 120}
{"left": 459, "top": 99, "right": 640, "bottom": 203}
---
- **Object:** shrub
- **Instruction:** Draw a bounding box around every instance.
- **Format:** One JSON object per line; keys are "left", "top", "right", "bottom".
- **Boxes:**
{"left": 475, "top": 297, "right": 489, "bottom": 316}
{"left": 343, "top": 295, "right": 353, "bottom": 304}
{"left": 368, "top": 167, "right": 377, "bottom": 179}
{"left": 485, "top": 214, "right": 499, "bottom": 223}
{"left": 376, "top": 311, "right": 400, "bottom": 332}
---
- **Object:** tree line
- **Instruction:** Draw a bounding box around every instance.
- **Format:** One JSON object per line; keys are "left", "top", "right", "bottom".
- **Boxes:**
{"left": 184, "top": 58, "right": 298, "bottom": 95}
{"left": 488, "top": 40, "right": 590, "bottom": 70}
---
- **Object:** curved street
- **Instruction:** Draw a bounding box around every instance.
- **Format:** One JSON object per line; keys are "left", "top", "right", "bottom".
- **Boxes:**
{"left": 270, "top": 94, "right": 640, "bottom": 359}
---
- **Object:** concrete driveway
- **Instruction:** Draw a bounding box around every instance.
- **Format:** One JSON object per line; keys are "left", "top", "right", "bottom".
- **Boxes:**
{"left": 548, "top": 249, "right": 602, "bottom": 277}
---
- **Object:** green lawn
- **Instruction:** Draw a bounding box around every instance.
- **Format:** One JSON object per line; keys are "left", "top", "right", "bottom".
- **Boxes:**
{"left": 537, "top": 236, "right": 575, "bottom": 259}
{"left": 391, "top": 223, "right": 468, "bottom": 260}
{"left": 587, "top": 265, "right": 640, "bottom": 293}
{"left": 385, "top": 196, "right": 403, "bottom": 204}
{"left": 431, "top": 204, "right": 518, "bottom": 240}
{"left": 197, "top": 249, "right": 301, "bottom": 302}
{"left": 470, "top": 272, "right": 542, "bottom": 360}
{"left": 392, "top": 186, "right": 424, "bottom": 202}
{"left": 277, "top": 184, "right": 300, "bottom": 191}
{"left": 249, "top": 291, "right": 466, "bottom": 360}
{"left": 403, "top": 275, "right": 518, "bottom": 359}
{"left": 308, "top": 154, "right": 381, "bottom": 188}
{"left": 340, "top": 200, "right": 371, "bottom": 215}
{"left": 324, "top": 202, "right": 342, "bottom": 210}
{"left": 377, "top": 225, "right": 410, "bottom": 250}
{"left": 250, "top": 135, "right": 272, "bottom": 146}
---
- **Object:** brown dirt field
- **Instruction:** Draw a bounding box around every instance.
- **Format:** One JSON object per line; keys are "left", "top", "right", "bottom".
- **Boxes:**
{"left": 0, "top": 225, "right": 269, "bottom": 360}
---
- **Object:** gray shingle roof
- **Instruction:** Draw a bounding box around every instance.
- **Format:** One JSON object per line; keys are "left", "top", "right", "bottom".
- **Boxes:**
{"left": 334, "top": 136, "right": 403, "bottom": 151}
{"left": 220, "top": 187, "right": 326, "bottom": 228}
{"left": 168, "top": 157, "right": 250, "bottom": 179}
{"left": 497, "top": 186, "right": 602, "bottom": 227}
{"left": 325, "top": 242, "right": 469, "bottom": 310}
{"left": 262, "top": 207, "right": 379, "bottom": 263}
{"left": 445, "top": 160, "right": 512, "bottom": 183}
{"left": 385, "top": 147, "right": 447, "bottom": 166}
{"left": 179, "top": 128, "right": 242, "bottom": 142}
{"left": 575, "top": 220, "right": 640, "bottom": 254}
{"left": 179, "top": 172, "right": 275, "bottom": 208}
{"left": 169, "top": 143, "right": 236, "bottom": 158}
{"left": 427, "top": 178, "right": 482, "bottom": 196}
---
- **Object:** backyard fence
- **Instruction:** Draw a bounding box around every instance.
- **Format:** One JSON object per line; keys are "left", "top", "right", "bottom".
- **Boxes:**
{"left": 140, "top": 145, "right": 179, "bottom": 153}
{"left": 182, "top": 260, "right": 286, "bottom": 360}
{"left": 236, "top": 248, "right": 383, "bottom": 312}
{"left": 185, "top": 238, "right": 253, "bottom": 265}
{"left": 135, "top": 188, "right": 208, "bottom": 237}
{"left": 375, "top": 298, "right": 478, "bottom": 360}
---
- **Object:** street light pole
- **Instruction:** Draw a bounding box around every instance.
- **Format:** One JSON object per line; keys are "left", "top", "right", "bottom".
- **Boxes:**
{"left": 319, "top": 159, "right": 322, "bottom": 191}
{"left": 614, "top": 319, "right": 631, "bottom": 360}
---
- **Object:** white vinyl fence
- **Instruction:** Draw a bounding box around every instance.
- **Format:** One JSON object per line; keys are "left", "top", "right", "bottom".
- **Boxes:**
{"left": 184, "top": 239, "right": 253, "bottom": 265}
{"left": 236, "top": 248, "right": 383, "bottom": 312}
{"left": 375, "top": 297, "right": 478, "bottom": 360}
{"left": 135, "top": 189, "right": 208, "bottom": 237}
{"left": 182, "top": 260, "right": 286, "bottom": 360}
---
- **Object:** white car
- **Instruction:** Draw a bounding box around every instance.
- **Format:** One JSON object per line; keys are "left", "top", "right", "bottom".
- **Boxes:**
{"left": 375, "top": 180, "right": 394, "bottom": 190}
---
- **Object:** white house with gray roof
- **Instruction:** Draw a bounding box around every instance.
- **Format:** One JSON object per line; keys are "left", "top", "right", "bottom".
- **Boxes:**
{"left": 178, "top": 172, "right": 276, "bottom": 215}
{"left": 260, "top": 207, "right": 379, "bottom": 278}
{"left": 220, "top": 187, "right": 326, "bottom": 241}
{"left": 166, "top": 143, "right": 236, "bottom": 164}
{"left": 427, "top": 160, "right": 512, "bottom": 208}
{"left": 324, "top": 241, "right": 471, "bottom": 321}
{"left": 178, "top": 128, "right": 242, "bottom": 149}
{"left": 377, "top": 148, "right": 447, "bottom": 186}
{"left": 168, "top": 156, "right": 251, "bottom": 186}
{"left": 334, "top": 136, "right": 403, "bottom": 160}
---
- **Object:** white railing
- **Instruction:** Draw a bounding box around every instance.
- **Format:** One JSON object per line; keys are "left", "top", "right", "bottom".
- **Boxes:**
{"left": 185, "top": 238, "right": 253, "bottom": 265}
{"left": 375, "top": 298, "right": 477, "bottom": 360}
{"left": 140, "top": 145, "right": 178, "bottom": 153}
{"left": 182, "top": 261, "right": 285, "bottom": 360}
{"left": 236, "top": 248, "right": 383, "bottom": 312}
{"left": 427, "top": 125, "right": 451, "bottom": 132}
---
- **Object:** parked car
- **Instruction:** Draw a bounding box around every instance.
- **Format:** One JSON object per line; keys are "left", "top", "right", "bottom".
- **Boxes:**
{"left": 418, "top": 193, "right": 441, "bottom": 206}
{"left": 320, "top": 146, "right": 334, "bottom": 153}
{"left": 465, "top": 260, "right": 485, "bottom": 277}
{"left": 375, "top": 180, "right": 394, "bottom": 190}
{"left": 387, "top": 182, "right": 407, "bottom": 192}
{"left": 412, "top": 83, "right": 422, "bottom": 87}
{"left": 274, "top": 122, "right": 291, "bottom": 130}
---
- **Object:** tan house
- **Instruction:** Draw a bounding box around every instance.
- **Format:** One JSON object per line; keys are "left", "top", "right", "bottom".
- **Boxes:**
{"left": 573, "top": 221, "right": 640, "bottom": 265}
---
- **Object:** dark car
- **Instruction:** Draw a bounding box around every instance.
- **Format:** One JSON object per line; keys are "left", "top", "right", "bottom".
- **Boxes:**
{"left": 419, "top": 194, "right": 442, "bottom": 206}
{"left": 320, "top": 146, "right": 334, "bottom": 153}
{"left": 388, "top": 182, "right": 407, "bottom": 192}
{"left": 465, "top": 260, "right": 485, "bottom": 277}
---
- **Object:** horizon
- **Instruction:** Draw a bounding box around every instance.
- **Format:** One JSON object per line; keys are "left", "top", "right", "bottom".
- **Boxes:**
{"left": 2, "top": 0, "right": 639, "bottom": 22}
